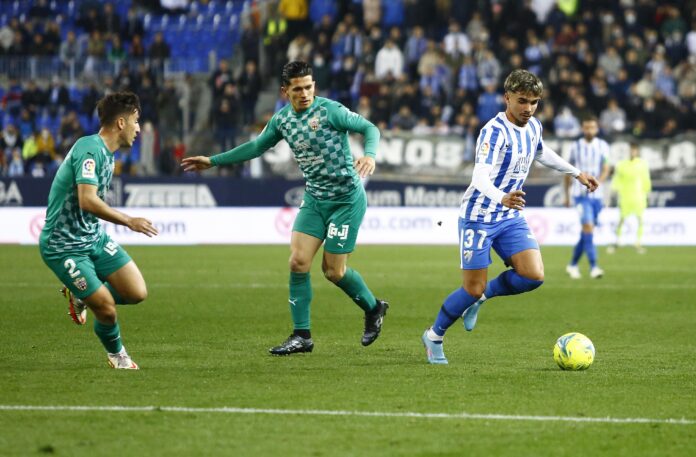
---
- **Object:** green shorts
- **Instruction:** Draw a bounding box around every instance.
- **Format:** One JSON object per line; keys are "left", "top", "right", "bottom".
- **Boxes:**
{"left": 619, "top": 201, "right": 646, "bottom": 218}
{"left": 39, "top": 232, "right": 132, "bottom": 300}
{"left": 293, "top": 187, "right": 367, "bottom": 254}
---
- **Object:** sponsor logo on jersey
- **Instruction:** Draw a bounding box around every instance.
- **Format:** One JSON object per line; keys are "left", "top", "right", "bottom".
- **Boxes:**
{"left": 82, "top": 159, "right": 96, "bottom": 178}
{"left": 309, "top": 117, "right": 319, "bottom": 131}
{"left": 73, "top": 277, "right": 88, "bottom": 291}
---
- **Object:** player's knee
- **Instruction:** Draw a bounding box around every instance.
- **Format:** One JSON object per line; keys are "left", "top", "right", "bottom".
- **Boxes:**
{"left": 127, "top": 285, "right": 148, "bottom": 304}
{"left": 322, "top": 264, "right": 345, "bottom": 283}
{"left": 289, "top": 255, "right": 311, "bottom": 272}
{"left": 90, "top": 302, "right": 117, "bottom": 324}
{"left": 463, "top": 283, "right": 485, "bottom": 299}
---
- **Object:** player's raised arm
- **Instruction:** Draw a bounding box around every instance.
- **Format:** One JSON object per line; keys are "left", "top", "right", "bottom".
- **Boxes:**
{"left": 181, "top": 118, "right": 283, "bottom": 172}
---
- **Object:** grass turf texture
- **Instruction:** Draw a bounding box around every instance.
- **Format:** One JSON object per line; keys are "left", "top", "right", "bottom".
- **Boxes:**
{"left": 1, "top": 244, "right": 695, "bottom": 456}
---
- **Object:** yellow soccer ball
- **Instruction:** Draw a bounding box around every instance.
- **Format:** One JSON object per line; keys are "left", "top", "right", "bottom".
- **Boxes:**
{"left": 553, "top": 332, "right": 595, "bottom": 370}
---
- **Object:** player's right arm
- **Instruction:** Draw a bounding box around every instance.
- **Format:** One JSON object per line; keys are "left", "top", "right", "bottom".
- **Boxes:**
{"left": 469, "top": 126, "right": 526, "bottom": 210}
{"left": 181, "top": 117, "right": 282, "bottom": 171}
{"left": 77, "top": 184, "right": 158, "bottom": 237}
{"left": 73, "top": 149, "right": 157, "bottom": 237}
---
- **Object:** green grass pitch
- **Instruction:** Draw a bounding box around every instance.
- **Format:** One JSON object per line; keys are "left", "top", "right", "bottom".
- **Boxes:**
{"left": 1, "top": 244, "right": 695, "bottom": 456}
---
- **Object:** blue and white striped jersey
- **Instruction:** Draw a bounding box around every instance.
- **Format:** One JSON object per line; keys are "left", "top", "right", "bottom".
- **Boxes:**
{"left": 460, "top": 112, "right": 544, "bottom": 223}
{"left": 569, "top": 137, "right": 609, "bottom": 199}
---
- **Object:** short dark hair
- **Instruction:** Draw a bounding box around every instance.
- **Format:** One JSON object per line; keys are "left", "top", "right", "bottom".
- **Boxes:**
{"left": 581, "top": 114, "right": 599, "bottom": 123}
{"left": 96, "top": 91, "right": 141, "bottom": 127}
{"left": 504, "top": 70, "right": 543, "bottom": 97}
{"left": 281, "top": 61, "right": 313, "bottom": 87}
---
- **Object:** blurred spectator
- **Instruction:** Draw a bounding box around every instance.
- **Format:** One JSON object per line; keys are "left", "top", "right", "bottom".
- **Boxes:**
{"left": 213, "top": 83, "right": 242, "bottom": 152}
{"left": 148, "top": 31, "right": 171, "bottom": 59}
{"left": 58, "top": 111, "right": 84, "bottom": 155}
{"left": 287, "top": 34, "right": 313, "bottom": 62}
{"left": 363, "top": 0, "right": 382, "bottom": 29}
{"left": 209, "top": 60, "right": 234, "bottom": 100}
{"left": 102, "top": 3, "right": 122, "bottom": 39}
{"left": 108, "top": 35, "right": 127, "bottom": 64}
{"left": 157, "top": 79, "right": 183, "bottom": 141}
{"left": 279, "top": 0, "right": 309, "bottom": 40}
{"left": 139, "top": 121, "right": 157, "bottom": 176}
{"left": 240, "top": 22, "right": 261, "bottom": 65}
{"left": 59, "top": 30, "right": 82, "bottom": 64}
{"left": 21, "top": 81, "right": 45, "bottom": 118}
{"left": 7, "top": 148, "right": 25, "bottom": 177}
{"left": 404, "top": 26, "right": 427, "bottom": 79}
{"left": 47, "top": 77, "right": 71, "bottom": 117}
{"left": 121, "top": 6, "right": 145, "bottom": 42}
{"left": 443, "top": 20, "right": 471, "bottom": 61}
{"left": 129, "top": 34, "right": 146, "bottom": 58}
{"left": 554, "top": 106, "right": 581, "bottom": 139}
{"left": 390, "top": 105, "right": 417, "bottom": 131}
{"left": 599, "top": 98, "right": 627, "bottom": 135}
{"left": 238, "top": 61, "right": 262, "bottom": 125}
{"left": 477, "top": 49, "right": 502, "bottom": 88}
{"left": 375, "top": 39, "right": 404, "bottom": 80}
{"left": 1, "top": 124, "right": 23, "bottom": 161}
{"left": 476, "top": 84, "right": 504, "bottom": 125}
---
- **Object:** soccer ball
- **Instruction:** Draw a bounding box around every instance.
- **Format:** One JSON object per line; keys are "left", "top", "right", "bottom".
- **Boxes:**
{"left": 553, "top": 332, "right": 595, "bottom": 370}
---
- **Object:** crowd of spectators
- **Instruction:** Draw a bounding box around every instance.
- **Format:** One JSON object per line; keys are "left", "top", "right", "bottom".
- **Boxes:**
{"left": 259, "top": 0, "right": 696, "bottom": 142}
{"left": 3, "top": 0, "right": 696, "bottom": 178}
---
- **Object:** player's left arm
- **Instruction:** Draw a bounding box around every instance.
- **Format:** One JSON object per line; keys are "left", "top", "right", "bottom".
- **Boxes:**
{"left": 329, "top": 103, "right": 380, "bottom": 178}
{"left": 536, "top": 145, "right": 598, "bottom": 193}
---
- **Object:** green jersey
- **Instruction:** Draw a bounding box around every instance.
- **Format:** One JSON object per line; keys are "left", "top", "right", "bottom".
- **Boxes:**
{"left": 210, "top": 96, "right": 380, "bottom": 199}
{"left": 40, "top": 134, "right": 114, "bottom": 253}
{"left": 611, "top": 157, "right": 651, "bottom": 204}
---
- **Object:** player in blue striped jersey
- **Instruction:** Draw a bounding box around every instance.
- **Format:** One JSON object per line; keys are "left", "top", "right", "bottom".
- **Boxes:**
{"left": 564, "top": 115, "right": 611, "bottom": 279}
{"left": 422, "top": 70, "right": 599, "bottom": 364}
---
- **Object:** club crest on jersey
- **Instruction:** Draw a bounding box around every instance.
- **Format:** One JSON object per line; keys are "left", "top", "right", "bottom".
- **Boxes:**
{"left": 462, "top": 250, "right": 473, "bottom": 263}
{"left": 73, "top": 277, "right": 88, "bottom": 291}
{"left": 309, "top": 117, "right": 320, "bottom": 131}
{"left": 82, "top": 159, "right": 96, "bottom": 178}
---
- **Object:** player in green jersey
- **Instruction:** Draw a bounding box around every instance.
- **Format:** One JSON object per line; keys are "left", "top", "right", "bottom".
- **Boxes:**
{"left": 608, "top": 143, "right": 652, "bottom": 254}
{"left": 182, "top": 61, "right": 388, "bottom": 355}
{"left": 39, "top": 92, "right": 158, "bottom": 369}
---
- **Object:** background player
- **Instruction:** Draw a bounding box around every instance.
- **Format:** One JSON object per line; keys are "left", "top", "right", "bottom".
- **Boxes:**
{"left": 564, "top": 115, "right": 611, "bottom": 279}
{"left": 182, "top": 61, "right": 388, "bottom": 355}
{"left": 39, "top": 92, "right": 158, "bottom": 370}
{"left": 608, "top": 143, "right": 652, "bottom": 253}
{"left": 421, "top": 70, "right": 599, "bottom": 364}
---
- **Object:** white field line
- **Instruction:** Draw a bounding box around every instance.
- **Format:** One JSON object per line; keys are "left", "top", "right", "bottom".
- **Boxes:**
{"left": 0, "top": 405, "right": 693, "bottom": 425}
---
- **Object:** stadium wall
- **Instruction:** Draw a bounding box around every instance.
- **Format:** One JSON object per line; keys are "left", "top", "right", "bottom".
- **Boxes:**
{"left": 2, "top": 207, "right": 695, "bottom": 246}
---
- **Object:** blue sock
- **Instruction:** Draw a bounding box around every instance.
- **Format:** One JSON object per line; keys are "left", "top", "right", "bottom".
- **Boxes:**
{"left": 484, "top": 269, "right": 544, "bottom": 299}
{"left": 583, "top": 232, "right": 597, "bottom": 267}
{"left": 571, "top": 235, "right": 584, "bottom": 265}
{"left": 432, "top": 287, "right": 478, "bottom": 336}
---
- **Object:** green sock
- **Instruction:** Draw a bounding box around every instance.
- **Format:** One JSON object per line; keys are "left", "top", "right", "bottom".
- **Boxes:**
{"left": 105, "top": 282, "right": 129, "bottom": 304}
{"left": 289, "top": 272, "right": 312, "bottom": 330}
{"left": 94, "top": 321, "right": 123, "bottom": 354}
{"left": 335, "top": 268, "right": 376, "bottom": 312}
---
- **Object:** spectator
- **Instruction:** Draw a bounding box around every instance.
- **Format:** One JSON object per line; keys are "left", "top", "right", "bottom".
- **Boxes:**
{"left": 47, "top": 77, "right": 71, "bottom": 117}
{"left": 443, "top": 20, "right": 471, "bottom": 61}
{"left": 209, "top": 60, "right": 234, "bottom": 100}
{"left": 475, "top": 83, "right": 504, "bottom": 124}
{"left": 148, "top": 32, "right": 171, "bottom": 59}
{"left": 59, "top": 30, "right": 82, "bottom": 63}
{"left": 108, "top": 35, "right": 127, "bottom": 63}
{"left": 157, "top": 79, "right": 183, "bottom": 141}
{"left": 404, "top": 25, "right": 427, "bottom": 79}
{"left": 102, "top": 3, "right": 122, "bottom": 39}
{"left": 600, "top": 98, "right": 627, "bottom": 135}
{"left": 278, "top": 0, "right": 309, "bottom": 40}
{"left": 477, "top": 49, "right": 502, "bottom": 88}
{"left": 287, "top": 34, "right": 313, "bottom": 62}
{"left": 238, "top": 60, "right": 262, "bottom": 125}
{"left": 7, "top": 148, "right": 25, "bottom": 177}
{"left": 554, "top": 106, "right": 582, "bottom": 138}
{"left": 375, "top": 39, "right": 404, "bottom": 80}
{"left": 390, "top": 105, "right": 417, "bottom": 131}
{"left": 121, "top": 6, "right": 145, "bottom": 42}
{"left": 363, "top": 0, "right": 382, "bottom": 28}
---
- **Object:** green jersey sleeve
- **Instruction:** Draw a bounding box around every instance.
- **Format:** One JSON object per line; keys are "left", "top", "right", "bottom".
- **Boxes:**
{"left": 72, "top": 145, "right": 101, "bottom": 186}
{"left": 327, "top": 102, "right": 380, "bottom": 158}
{"left": 210, "top": 116, "right": 283, "bottom": 167}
